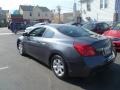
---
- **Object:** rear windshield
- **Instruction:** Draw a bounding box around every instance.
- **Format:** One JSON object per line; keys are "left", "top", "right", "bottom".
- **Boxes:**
{"left": 112, "top": 23, "right": 120, "bottom": 30}
{"left": 57, "top": 26, "right": 95, "bottom": 37}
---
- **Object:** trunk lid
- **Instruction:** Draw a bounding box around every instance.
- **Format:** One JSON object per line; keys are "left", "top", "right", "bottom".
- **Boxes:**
{"left": 74, "top": 35, "right": 112, "bottom": 56}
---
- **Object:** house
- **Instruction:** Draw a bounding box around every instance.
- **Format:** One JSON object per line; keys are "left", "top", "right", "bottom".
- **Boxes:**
{"left": 0, "top": 7, "right": 9, "bottom": 27}
{"left": 63, "top": 11, "right": 80, "bottom": 23}
{"left": 19, "top": 5, "right": 52, "bottom": 23}
{"left": 81, "top": 0, "right": 120, "bottom": 21}
{"left": 63, "top": 12, "right": 74, "bottom": 23}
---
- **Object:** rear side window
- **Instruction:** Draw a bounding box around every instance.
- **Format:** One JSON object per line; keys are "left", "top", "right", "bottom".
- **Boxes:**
{"left": 103, "top": 23, "right": 109, "bottom": 29}
{"left": 83, "top": 23, "right": 95, "bottom": 31}
{"left": 82, "top": 24, "right": 90, "bottom": 29}
{"left": 43, "top": 28, "right": 54, "bottom": 38}
{"left": 112, "top": 23, "right": 120, "bottom": 30}
{"left": 97, "top": 23, "right": 109, "bottom": 30}
{"left": 89, "top": 24, "right": 96, "bottom": 31}
{"left": 57, "top": 26, "right": 95, "bottom": 37}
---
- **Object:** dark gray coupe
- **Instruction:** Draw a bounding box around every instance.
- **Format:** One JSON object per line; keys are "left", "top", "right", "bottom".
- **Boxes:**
{"left": 17, "top": 24, "right": 116, "bottom": 79}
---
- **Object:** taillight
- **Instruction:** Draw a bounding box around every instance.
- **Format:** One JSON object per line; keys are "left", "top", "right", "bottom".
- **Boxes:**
{"left": 74, "top": 43, "right": 96, "bottom": 56}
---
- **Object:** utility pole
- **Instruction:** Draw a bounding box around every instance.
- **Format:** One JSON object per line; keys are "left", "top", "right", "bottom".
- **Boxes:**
{"left": 73, "top": 0, "right": 77, "bottom": 21}
{"left": 79, "top": 0, "right": 83, "bottom": 17}
{"left": 51, "top": 9, "right": 55, "bottom": 22}
{"left": 57, "top": 6, "right": 61, "bottom": 23}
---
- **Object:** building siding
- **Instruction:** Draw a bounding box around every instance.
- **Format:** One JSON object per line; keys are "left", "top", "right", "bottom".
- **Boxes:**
{"left": 19, "top": 5, "right": 52, "bottom": 22}
{"left": 82, "top": 0, "right": 115, "bottom": 21}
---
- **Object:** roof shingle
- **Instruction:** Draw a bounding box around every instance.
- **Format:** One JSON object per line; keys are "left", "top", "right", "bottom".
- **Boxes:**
{"left": 20, "top": 5, "right": 34, "bottom": 11}
{"left": 39, "top": 7, "right": 50, "bottom": 12}
{"left": 20, "top": 5, "right": 50, "bottom": 12}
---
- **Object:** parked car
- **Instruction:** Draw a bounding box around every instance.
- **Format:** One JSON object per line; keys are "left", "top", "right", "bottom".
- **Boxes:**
{"left": 25, "top": 22, "right": 47, "bottom": 32}
{"left": 25, "top": 26, "right": 36, "bottom": 33}
{"left": 105, "top": 21, "right": 115, "bottom": 27}
{"left": 103, "top": 22, "right": 120, "bottom": 51}
{"left": 17, "top": 24, "right": 116, "bottom": 79}
{"left": 82, "top": 22, "right": 110, "bottom": 34}
{"left": 66, "top": 21, "right": 86, "bottom": 26}
{"left": 33, "top": 22, "right": 46, "bottom": 27}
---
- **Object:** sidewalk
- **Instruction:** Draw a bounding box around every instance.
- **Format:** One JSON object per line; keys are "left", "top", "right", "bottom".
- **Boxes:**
{"left": 0, "top": 27, "right": 24, "bottom": 35}
{"left": 0, "top": 27, "right": 12, "bottom": 33}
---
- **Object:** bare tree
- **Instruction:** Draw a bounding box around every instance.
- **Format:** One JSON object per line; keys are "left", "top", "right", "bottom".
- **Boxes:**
{"left": 57, "top": 6, "right": 61, "bottom": 23}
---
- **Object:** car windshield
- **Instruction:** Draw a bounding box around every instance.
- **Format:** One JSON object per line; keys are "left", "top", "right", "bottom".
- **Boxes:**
{"left": 112, "top": 22, "right": 120, "bottom": 30}
{"left": 57, "top": 25, "right": 95, "bottom": 37}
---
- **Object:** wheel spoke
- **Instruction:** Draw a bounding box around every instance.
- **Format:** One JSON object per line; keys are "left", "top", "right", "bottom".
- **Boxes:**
{"left": 57, "top": 59, "right": 60, "bottom": 63}
{"left": 59, "top": 68, "right": 63, "bottom": 74}
{"left": 53, "top": 65, "right": 57, "bottom": 69}
{"left": 54, "top": 59, "right": 58, "bottom": 65}
{"left": 58, "top": 68, "right": 64, "bottom": 76}
{"left": 60, "top": 65, "right": 64, "bottom": 69}
{"left": 55, "top": 69, "right": 59, "bottom": 74}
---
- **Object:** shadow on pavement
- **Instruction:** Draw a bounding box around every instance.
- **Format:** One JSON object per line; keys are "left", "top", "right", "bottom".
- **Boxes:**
{"left": 24, "top": 54, "right": 120, "bottom": 90}
{"left": 116, "top": 50, "right": 120, "bottom": 53}
{"left": 64, "top": 63, "right": 120, "bottom": 90}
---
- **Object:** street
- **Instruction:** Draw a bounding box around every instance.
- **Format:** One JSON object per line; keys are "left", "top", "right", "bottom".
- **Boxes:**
{"left": 0, "top": 27, "right": 120, "bottom": 90}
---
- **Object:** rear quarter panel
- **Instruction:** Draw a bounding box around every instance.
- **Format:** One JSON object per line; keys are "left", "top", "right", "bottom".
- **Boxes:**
{"left": 42, "top": 38, "right": 83, "bottom": 64}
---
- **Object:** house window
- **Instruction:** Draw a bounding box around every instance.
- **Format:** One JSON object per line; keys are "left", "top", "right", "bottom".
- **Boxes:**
{"left": 100, "top": 0, "right": 104, "bottom": 9}
{"left": 38, "top": 13, "right": 40, "bottom": 16}
{"left": 30, "top": 12, "right": 32, "bottom": 16}
{"left": 87, "top": 2, "right": 91, "bottom": 11}
{"left": 100, "top": 0, "right": 108, "bottom": 9}
{"left": 105, "top": 0, "right": 108, "bottom": 8}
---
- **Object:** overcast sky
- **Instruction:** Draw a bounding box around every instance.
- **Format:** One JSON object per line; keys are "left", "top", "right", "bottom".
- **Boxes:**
{"left": 0, "top": 0, "right": 80, "bottom": 13}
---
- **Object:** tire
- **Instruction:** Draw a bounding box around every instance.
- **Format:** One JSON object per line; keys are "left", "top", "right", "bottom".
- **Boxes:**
{"left": 51, "top": 55, "right": 67, "bottom": 79}
{"left": 18, "top": 42, "right": 26, "bottom": 56}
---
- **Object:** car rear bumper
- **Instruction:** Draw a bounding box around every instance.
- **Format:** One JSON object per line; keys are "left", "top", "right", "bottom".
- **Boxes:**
{"left": 67, "top": 52, "right": 116, "bottom": 77}
{"left": 68, "top": 60, "right": 114, "bottom": 77}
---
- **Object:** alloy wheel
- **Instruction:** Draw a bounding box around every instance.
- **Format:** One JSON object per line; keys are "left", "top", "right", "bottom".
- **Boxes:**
{"left": 51, "top": 55, "right": 67, "bottom": 79}
{"left": 18, "top": 42, "right": 24, "bottom": 55}
{"left": 53, "top": 58, "right": 65, "bottom": 77}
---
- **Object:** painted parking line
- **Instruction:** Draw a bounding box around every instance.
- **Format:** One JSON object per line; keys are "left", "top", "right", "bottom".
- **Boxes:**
{"left": 0, "top": 66, "right": 9, "bottom": 70}
{"left": 0, "top": 33, "right": 13, "bottom": 35}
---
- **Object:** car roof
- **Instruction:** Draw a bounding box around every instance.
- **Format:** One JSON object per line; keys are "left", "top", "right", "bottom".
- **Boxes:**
{"left": 26, "top": 24, "right": 77, "bottom": 33}
{"left": 85, "top": 21, "right": 107, "bottom": 24}
{"left": 34, "top": 23, "right": 46, "bottom": 26}
{"left": 27, "top": 24, "right": 76, "bottom": 29}
{"left": 46, "top": 24, "right": 75, "bottom": 28}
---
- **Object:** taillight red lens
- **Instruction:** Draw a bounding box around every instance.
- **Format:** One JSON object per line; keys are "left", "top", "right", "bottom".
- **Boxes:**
{"left": 74, "top": 43, "right": 96, "bottom": 56}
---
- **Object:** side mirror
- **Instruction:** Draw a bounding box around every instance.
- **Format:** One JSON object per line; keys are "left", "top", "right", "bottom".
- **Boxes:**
{"left": 23, "top": 32, "right": 29, "bottom": 36}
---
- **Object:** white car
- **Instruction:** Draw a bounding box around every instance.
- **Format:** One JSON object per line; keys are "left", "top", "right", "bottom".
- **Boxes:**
{"left": 33, "top": 22, "right": 46, "bottom": 27}
{"left": 25, "top": 22, "right": 47, "bottom": 32}
{"left": 25, "top": 26, "right": 36, "bottom": 33}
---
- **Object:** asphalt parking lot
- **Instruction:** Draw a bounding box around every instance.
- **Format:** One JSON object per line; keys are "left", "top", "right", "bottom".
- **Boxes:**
{"left": 0, "top": 27, "right": 120, "bottom": 90}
